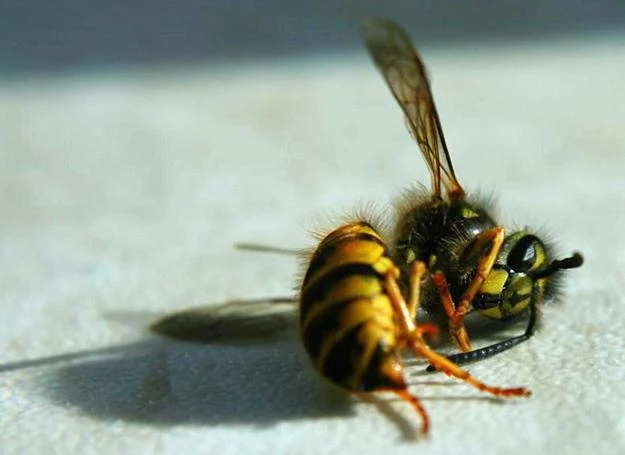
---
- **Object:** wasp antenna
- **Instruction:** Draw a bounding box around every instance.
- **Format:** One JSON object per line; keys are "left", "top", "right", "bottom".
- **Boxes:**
{"left": 561, "top": 252, "right": 584, "bottom": 269}
{"left": 426, "top": 297, "right": 540, "bottom": 371}
{"left": 534, "top": 252, "right": 584, "bottom": 279}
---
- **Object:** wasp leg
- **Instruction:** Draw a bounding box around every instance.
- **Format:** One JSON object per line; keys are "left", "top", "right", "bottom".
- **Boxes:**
{"left": 438, "top": 290, "right": 540, "bottom": 367}
{"left": 412, "top": 341, "right": 530, "bottom": 398}
{"left": 394, "top": 388, "right": 431, "bottom": 437}
{"left": 416, "top": 323, "right": 439, "bottom": 342}
{"left": 433, "top": 227, "right": 505, "bottom": 352}
{"left": 407, "top": 261, "right": 427, "bottom": 320}
{"left": 430, "top": 272, "right": 472, "bottom": 352}
{"left": 380, "top": 264, "right": 432, "bottom": 436}
{"left": 438, "top": 252, "right": 584, "bottom": 367}
{"left": 407, "top": 261, "right": 439, "bottom": 342}
{"left": 384, "top": 270, "right": 530, "bottom": 399}
{"left": 365, "top": 386, "right": 431, "bottom": 438}
{"left": 458, "top": 227, "right": 505, "bottom": 315}
{"left": 395, "top": 262, "right": 438, "bottom": 348}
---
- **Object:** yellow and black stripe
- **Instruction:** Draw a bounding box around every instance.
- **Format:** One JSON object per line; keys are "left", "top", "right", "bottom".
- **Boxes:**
{"left": 299, "top": 221, "right": 406, "bottom": 393}
{"left": 473, "top": 232, "right": 550, "bottom": 320}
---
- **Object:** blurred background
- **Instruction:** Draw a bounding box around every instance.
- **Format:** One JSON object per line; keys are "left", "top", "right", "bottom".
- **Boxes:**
{"left": 2, "top": 0, "right": 625, "bottom": 74}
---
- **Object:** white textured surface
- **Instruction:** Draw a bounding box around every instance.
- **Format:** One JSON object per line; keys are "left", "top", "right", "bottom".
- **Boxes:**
{"left": 2, "top": 35, "right": 625, "bottom": 454}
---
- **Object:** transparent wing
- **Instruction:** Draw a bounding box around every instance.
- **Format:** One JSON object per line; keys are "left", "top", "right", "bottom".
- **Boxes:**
{"left": 362, "top": 18, "right": 464, "bottom": 199}
{"left": 235, "top": 242, "right": 302, "bottom": 256}
{"left": 151, "top": 297, "right": 297, "bottom": 345}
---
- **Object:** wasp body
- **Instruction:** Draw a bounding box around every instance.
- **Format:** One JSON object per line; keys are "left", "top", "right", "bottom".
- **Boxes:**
{"left": 299, "top": 220, "right": 529, "bottom": 435}
{"left": 363, "top": 18, "right": 584, "bottom": 363}
{"left": 300, "top": 222, "right": 405, "bottom": 392}
{"left": 156, "top": 17, "right": 585, "bottom": 437}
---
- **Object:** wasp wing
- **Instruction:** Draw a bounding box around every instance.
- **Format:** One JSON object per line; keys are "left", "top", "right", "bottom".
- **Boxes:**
{"left": 362, "top": 18, "right": 464, "bottom": 199}
{"left": 151, "top": 297, "right": 297, "bottom": 345}
{"left": 235, "top": 242, "right": 302, "bottom": 256}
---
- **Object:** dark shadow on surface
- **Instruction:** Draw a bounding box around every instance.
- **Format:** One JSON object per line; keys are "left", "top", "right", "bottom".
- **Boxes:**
{"left": 2, "top": 1, "right": 625, "bottom": 74}
{"left": 0, "top": 298, "right": 531, "bottom": 432}
{"left": 10, "top": 337, "right": 355, "bottom": 426}
{"left": 0, "top": 299, "right": 529, "bottom": 429}
{"left": 359, "top": 393, "right": 421, "bottom": 442}
{"left": 148, "top": 298, "right": 297, "bottom": 346}
{"left": 0, "top": 300, "right": 351, "bottom": 425}
{"left": 1, "top": 335, "right": 511, "bottom": 434}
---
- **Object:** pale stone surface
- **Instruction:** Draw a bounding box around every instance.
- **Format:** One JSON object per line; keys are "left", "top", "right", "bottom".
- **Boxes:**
{"left": 1, "top": 35, "right": 624, "bottom": 454}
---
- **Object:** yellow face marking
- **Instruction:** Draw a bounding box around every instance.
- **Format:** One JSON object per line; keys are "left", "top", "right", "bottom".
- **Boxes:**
{"left": 506, "top": 232, "right": 526, "bottom": 243}
{"left": 529, "top": 243, "right": 546, "bottom": 273}
{"left": 478, "top": 306, "right": 503, "bottom": 319}
{"left": 504, "top": 297, "right": 530, "bottom": 317}
{"left": 502, "top": 275, "right": 533, "bottom": 316}
{"left": 428, "top": 254, "right": 437, "bottom": 269}
{"left": 479, "top": 269, "right": 509, "bottom": 295}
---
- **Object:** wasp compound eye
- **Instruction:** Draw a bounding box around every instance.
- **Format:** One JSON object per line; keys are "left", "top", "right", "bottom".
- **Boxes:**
{"left": 506, "top": 235, "right": 542, "bottom": 273}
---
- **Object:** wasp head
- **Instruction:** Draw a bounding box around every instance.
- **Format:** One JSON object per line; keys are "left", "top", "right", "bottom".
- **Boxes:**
{"left": 473, "top": 231, "right": 583, "bottom": 320}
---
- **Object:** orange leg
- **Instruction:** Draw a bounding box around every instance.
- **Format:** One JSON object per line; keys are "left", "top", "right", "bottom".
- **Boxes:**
{"left": 432, "top": 227, "right": 505, "bottom": 352}
{"left": 386, "top": 263, "right": 443, "bottom": 355}
{"left": 396, "top": 261, "right": 437, "bottom": 347}
{"left": 406, "top": 261, "right": 441, "bottom": 341}
{"left": 457, "top": 227, "right": 505, "bottom": 318}
{"left": 407, "top": 261, "right": 427, "bottom": 320}
{"left": 431, "top": 272, "right": 472, "bottom": 352}
{"left": 380, "top": 263, "right": 432, "bottom": 436}
{"left": 416, "top": 323, "right": 439, "bottom": 342}
{"left": 395, "top": 388, "right": 430, "bottom": 436}
{"left": 384, "top": 269, "right": 530, "bottom": 398}
{"left": 411, "top": 342, "right": 530, "bottom": 398}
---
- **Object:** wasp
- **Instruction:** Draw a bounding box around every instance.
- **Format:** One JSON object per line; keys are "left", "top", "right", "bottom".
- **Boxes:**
{"left": 362, "top": 18, "right": 583, "bottom": 365}
{"left": 299, "top": 220, "right": 529, "bottom": 435}
{"left": 153, "top": 16, "right": 583, "bottom": 437}
{"left": 154, "top": 223, "right": 530, "bottom": 435}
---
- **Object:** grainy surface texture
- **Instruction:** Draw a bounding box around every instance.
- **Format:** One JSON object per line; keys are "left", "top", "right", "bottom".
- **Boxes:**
{"left": 1, "top": 34, "right": 625, "bottom": 455}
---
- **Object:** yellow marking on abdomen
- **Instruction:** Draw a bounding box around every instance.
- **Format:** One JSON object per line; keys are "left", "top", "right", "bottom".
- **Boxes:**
{"left": 315, "top": 295, "right": 396, "bottom": 371}
{"left": 321, "top": 222, "right": 383, "bottom": 246}
{"left": 305, "top": 240, "right": 385, "bottom": 288}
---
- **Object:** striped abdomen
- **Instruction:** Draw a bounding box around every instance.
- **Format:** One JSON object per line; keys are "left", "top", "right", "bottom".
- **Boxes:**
{"left": 299, "top": 222, "right": 406, "bottom": 392}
